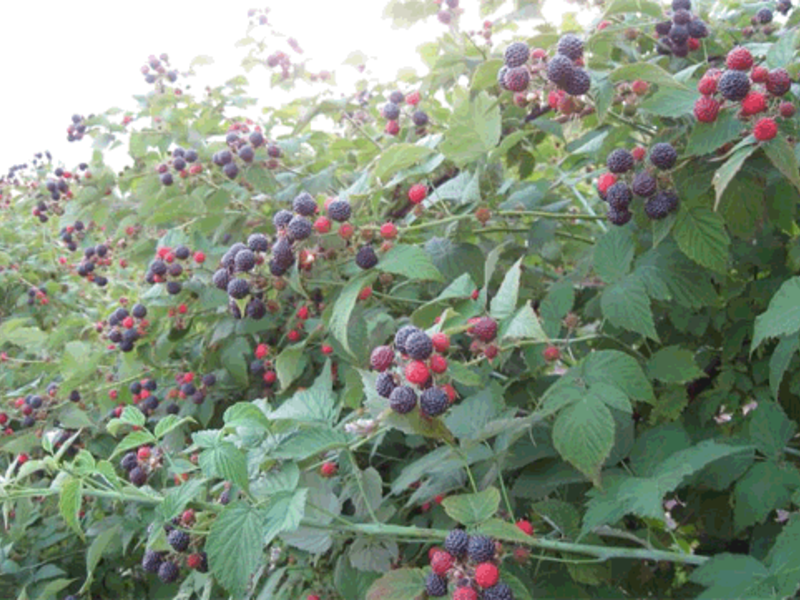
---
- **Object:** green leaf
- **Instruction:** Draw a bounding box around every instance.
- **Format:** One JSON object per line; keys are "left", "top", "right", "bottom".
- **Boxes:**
{"left": 686, "top": 110, "right": 746, "bottom": 156}
{"left": 263, "top": 489, "right": 307, "bottom": 544}
{"left": 156, "top": 479, "right": 206, "bottom": 521}
{"left": 440, "top": 89, "right": 502, "bottom": 166}
{"left": 769, "top": 334, "right": 799, "bottom": 400}
{"left": 366, "top": 568, "right": 426, "bottom": 600}
{"left": 221, "top": 337, "right": 250, "bottom": 387}
{"left": 601, "top": 0, "right": 663, "bottom": 18}
{"left": 552, "top": 393, "right": 615, "bottom": 485}
{"left": 471, "top": 59, "right": 504, "bottom": 91}
{"left": 752, "top": 277, "right": 800, "bottom": 351}
{"left": 763, "top": 135, "right": 800, "bottom": 194}
{"left": 673, "top": 206, "right": 730, "bottom": 273}
{"left": 58, "top": 477, "right": 83, "bottom": 540}
{"left": 330, "top": 273, "right": 378, "bottom": 357}
{"left": 502, "top": 305, "right": 547, "bottom": 342}
{"left": 744, "top": 401, "right": 797, "bottom": 459}
{"left": 713, "top": 144, "right": 757, "bottom": 210}
{"left": 765, "top": 515, "right": 800, "bottom": 596}
{"left": 154, "top": 415, "right": 193, "bottom": 439}
{"left": 733, "top": 461, "right": 800, "bottom": 532}
{"left": 271, "top": 360, "right": 336, "bottom": 423}
{"left": 594, "top": 226, "right": 634, "bottom": 283}
{"left": 490, "top": 257, "right": 523, "bottom": 320}
{"left": 540, "top": 280, "right": 574, "bottom": 338}
{"left": 374, "top": 144, "right": 434, "bottom": 181}
{"left": 275, "top": 343, "right": 308, "bottom": 389}
{"left": 500, "top": 573, "right": 535, "bottom": 600}
{"left": 110, "top": 429, "right": 156, "bottom": 459}
{"left": 477, "top": 518, "right": 540, "bottom": 545}
{"left": 639, "top": 87, "right": 699, "bottom": 118}
{"left": 766, "top": 29, "right": 797, "bottom": 69}
{"left": 634, "top": 239, "right": 717, "bottom": 309}
{"left": 223, "top": 403, "right": 271, "bottom": 431}
{"left": 83, "top": 526, "right": 119, "bottom": 592}
{"left": 646, "top": 346, "right": 704, "bottom": 383}
{"left": 207, "top": 503, "right": 267, "bottom": 598}
{"left": 583, "top": 350, "right": 655, "bottom": 404}
{"left": 273, "top": 427, "right": 348, "bottom": 460}
{"left": 442, "top": 487, "right": 501, "bottom": 526}
{"left": 198, "top": 441, "right": 249, "bottom": 491}
{"left": 601, "top": 274, "right": 659, "bottom": 341}
{"left": 609, "top": 63, "right": 686, "bottom": 89}
{"left": 690, "top": 554, "right": 772, "bottom": 600}
{"left": 380, "top": 244, "right": 443, "bottom": 281}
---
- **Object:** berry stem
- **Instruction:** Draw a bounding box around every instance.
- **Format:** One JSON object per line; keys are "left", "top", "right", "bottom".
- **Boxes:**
{"left": 342, "top": 112, "right": 384, "bottom": 152}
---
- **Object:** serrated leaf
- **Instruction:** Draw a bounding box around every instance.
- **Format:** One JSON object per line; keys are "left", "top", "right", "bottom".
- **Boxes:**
{"left": 58, "top": 477, "right": 83, "bottom": 540}
{"left": 374, "top": 144, "right": 434, "bottom": 181}
{"left": 502, "top": 304, "right": 547, "bottom": 342}
{"left": 207, "top": 503, "right": 267, "bottom": 598}
{"left": 713, "top": 144, "right": 757, "bottom": 210}
{"left": 440, "top": 89, "right": 501, "bottom": 166}
{"left": 156, "top": 479, "right": 206, "bottom": 521}
{"left": 647, "top": 346, "right": 704, "bottom": 383}
{"left": 673, "top": 206, "right": 730, "bottom": 273}
{"left": 154, "top": 415, "right": 193, "bottom": 439}
{"left": 601, "top": 0, "right": 663, "bottom": 18}
{"left": 552, "top": 393, "right": 615, "bottom": 485}
{"left": 271, "top": 360, "right": 336, "bottom": 423}
{"left": 330, "top": 273, "right": 378, "bottom": 357}
{"left": 690, "top": 554, "right": 772, "bottom": 600}
{"left": 686, "top": 110, "right": 745, "bottom": 156}
{"left": 752, "top": 277, "right": 800, "bottom": 351}
{"left": 263, "top": 489, "right": 307, "bottom": 544}
{"left": 601, "top": 274, "right": 659, "bottom": 341}
{"left": 639, "top": 87, "right": 699, "bottom": 118}
{"left": 763, "top": 134, "right": 800, "bottom": 194}
{"left": 744, "top": 401, "right": 797, "bottom": 459}
{"left": 198, "top": 442, "right": 249, "bottom": 491}
{"left": 110, "top": 430, "right": 156, "bottom": 459}
{"left": 733, "top": 461, "right": 800, "bottom": 532}
{"left": 490, "top": 257, "right": 523, "bottom": 320}
{"left": 442, "top": 487, "right": 501, "bottom": 526}
{"left": 366, "top": 568, "right": 426, "bottom": 600}
{"left": 609, "top": 63, "right": 686, "bottom": 89}
{"left": 223, "top": 403, "right": 271, "bottom": 431}
{"left": 380, "top": 244, "right": 442, "bottom": 281}
{"left": 275, "top": 343, "right": 308, "bottom": 389}
{"left": 273, "top": 427, "right": 348, "bottom": 460}
{"left": 477, "top": 518, "right": 538, "bottom": 545}
{"left": 770, "top": 333, "right": 799, "bottom": 400}
{"left": 83, "top": 526, "right": 119, "bottom": 592}
{"left": 594, "top": 226, "right": 634, "bottom": 283}
{"left": 349, "top": 538, "right": 399, "bottom": 572}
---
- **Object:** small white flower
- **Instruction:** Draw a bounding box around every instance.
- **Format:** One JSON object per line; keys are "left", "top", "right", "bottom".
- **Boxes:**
{"left": 742, "top": 401, "right": 758, "bottom": 415}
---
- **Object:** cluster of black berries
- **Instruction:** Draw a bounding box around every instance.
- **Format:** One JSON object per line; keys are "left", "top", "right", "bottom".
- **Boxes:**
{"left": 210, "top": 126, "right": 279, "bottom": 179}
{"left": 426, "top": 530, "right": 513, "bottom": 599}
{"left": 106, "top": 303, "right": 149, "bottom": 353}
{"left": 25, "top": 286, "right": 49, "bottom": 306}
{"left": 157, "top": 147, "right": 201, "bottom": 185}
{"left": 66, "top": 114, "right": 87, "bottom": 143}
{"left": 145, "top": 245, "right": 198, "bottom": 294}
{"left": 126, "top": 377, "right": 162, "bottom": 414}
{"left": 74, "top": 243, "right": 112, "bottom": 287}
{"left": 141, "top": 54, "right": 178, "bottom": 85}
{"left": 598, "top": 144, "right": 680, "bottom": 225}
{"left": 58, "top": 220, "right": 86, "bottom": 252}
{"left": 372, "top": 326, "right": 452, "bottom": 417}
{"left": 654, "top": 0, "right": 708, "bottom": 57}
{"left": 169, "top": 371, "right": 217, "bottom": 408}
{"left": 141, "top": 511, "right": 209, "bottom": 583}
{"left": 212, "top": 233, "right": 271, "bottom": 319}
{"left": 777, "top": 0, "right": 793, "bottom": 16}
{"left": 32, "top": 167, "right": 76, "bottom": 222}
{"left": 119, "top": 443, "right": 158, "bottom": 487}
{"left": 10, "top": 391, "right": 50, "bottom": 429}
{"left": 545, "top": 35, "right": 591, "bottom": 97}
{"left": 436, "top": 0, "right": 460, "bottom": 25}
{"left": 380, "top": 90, "right": 430, "bottom": 136}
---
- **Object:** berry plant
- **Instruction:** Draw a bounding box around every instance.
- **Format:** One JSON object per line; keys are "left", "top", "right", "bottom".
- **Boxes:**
{"left": 2, "top": 0, "right": 800, "bottom": 599}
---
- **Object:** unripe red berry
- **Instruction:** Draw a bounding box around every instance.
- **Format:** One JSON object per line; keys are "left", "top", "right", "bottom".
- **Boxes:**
{"left": 431, "top": 332, "right": 450, "bottom": 352}
{"left": 380, "top": 222, "right": 398, "bottom": 239}
{"left": 255, "top": 344, "right": 269, "bottom": 359}
{"left": 429, "top": 354, "right": 448, "bottom": 374}
{"left": 314, "top": 216, "right": 331, "bottom": 233}
{"left": 543, "top": 346, "right": 561, "bottom": 361}
{"left": 408, "top": 183, "right": 427, "bottom": 204}
{"left": 137, "top": 446, "right": 151, "bottom": 460}
{"left": 320, "top": 461, "right": 338, "bottom": 477}
{"left": 405, "top": 361, "right": 430, "bottom": 385}
{"left": 193, "top": 251, "right": 205, "bottom": 263}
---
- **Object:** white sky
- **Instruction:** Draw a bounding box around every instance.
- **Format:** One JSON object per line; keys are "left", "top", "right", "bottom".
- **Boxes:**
{"left": 0, "top": 0, "right": 586, "bottom": 173}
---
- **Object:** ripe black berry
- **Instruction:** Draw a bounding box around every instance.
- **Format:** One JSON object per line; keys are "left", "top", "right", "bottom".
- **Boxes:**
{"left": 650, "top": 143, "right": 677, "bottom": 170}
{"left": 672, "top": 0, "right": 691, "bottom": 9}
{"left": 293, "top": 192, "right": 317, "bottom": 216}
{"left": 687, "top": 19, "right": 708, "bottom": 38}
{"left": 121, "top": 452, "right": 138, "bottom": 472}
{"left": 160, "top": 172, "right": 173, "bottom": 186}
{"left": 504, "top": 41, "right": 530, "bottom": 67}
{"left": 606, "top": 149, "right": 634, "bottom": 174}
{"left": 157, "top": 560, "right": 180, "bottom": 583}
{"left": 644, "top": 190, "right": 679, "bottom": 220}
{"left": 234, "top": 249, "right": 255, "bottom": 272}
{"left": 273, "top": 209, "right": 293, "bottom": 228}
{"left": 445, "top": 529, "right": 470, "bottom": 558}
{"left": 420, "top": 387, "right": 449, "bottom": 416}
{"left": 756, "top": 7, "right": 773, "bottom": 23}
{"left": 394, "top": 325, "right": 422, "bottom": 354}
{"left": 287, "top": 216, "right": 312, "bottom": 241}
{"left": 144, "top": 379, "right": 157, "bottom": 392}
{"left": 565, "top": 68, "right": 591, "bottom": 96}
{"left": 223, "top": 162, "right": 239, "bottom": 179}
{"left": 425, "top": 573, "right": 448, "bottom": 597}
{"left": 184, "top": 149, "right": 199, "bottom": 162}
{"left": 202, "top": 373, "right": 217, "bottom": 387}
{"left": 142, "top": 550, "right": 163, "bottom": 573}
{"left": 557, "top": 34, "right": 584, "bottom": 60}
{"left": 669, "top": 24, "right": 689, "bottom": 44}
{"left": 467, "top": 535, "right": 496, "bottom": 563}
{"left": 497, "top": 65, "right": 510, "bottom": 90}
{"left": 389, "top": 90, "right": 405, "bottom": 104}
{"left": 173, "top": 157, "right": 187, "bottom": 171}
{"left": 389, "top": 386, "right": 417, "bottom": 414}
{"left": 227, "top": 278, "right": 250, "bottom": 299}
{"left": 327, "top": 199, "right": 352, "bottom": 222}
{"left": 249, "top": 131, "right": 264, "bottom": 147}
{"left": 503, "top": 67, "right": 530, "bottom": 92}
{"left": 376, "top": 372, "right": 397, "bottom": 398}
{"left": 546, "top": 55, "right": 574, "bottom": 87}
{"left": 272, "top": 238, "right": 295, "bottom": 269}
{"left": 69, "top": 390, "right": 81, "bottom": 402}
{"left": 672, "top": 43, "right": 689, "bottom": 58}
{"left": 412, "top": 110, "right": 429, "bottom": 127}
{"left": 405, "top": 332, "right": 433, "bottom": 360}
{"left": 632, "top": 171, "right": 657, "bottom": 197}
{"left": 213, "top": 269, "right": 230, "bottom": 291}
{"left": 607, "top": 207, "right": 633, "bottom": 226}
{"left": 150, "top": 260, "right": 167, "bottom": 276}
{"left": 174, "top": 246, "right": 190, "bottom": 260}
{"left": 246, "top": 298, "right": 266, "bottom": 320}
{"left": 718, "top": 70, "right": 750, "bottom": 101}
{"left": 248, "top": 233, "right": 269, "bottom": 252}
{"left": 238, "top": 145, "right": 255, "bottom": 163}
{"left": 166, "top": 281, "right": 182, "bottom": 295}
{"left": 483, "top": 583, "right": 514, "bottom": 600}
{"left": 168, "top": 263, "right": 183, "bottom": 277}
{"left": 383, "top": 102, "right": 401, "bottom": 120}
{"left": 167, "top": 529, "right": 191, "bottom": 552}
{"left": 129, "top": 467, "right": 147, "bottom": 486}
{"left": 672, "top": 8, "right": 692, "bottom": 24}
{"left": 355, "top": 245, "right": 379, "bottom": 270}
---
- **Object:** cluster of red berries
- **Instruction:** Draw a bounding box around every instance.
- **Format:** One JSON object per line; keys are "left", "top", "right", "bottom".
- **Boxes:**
{"left": 654, "top": 0, "right": 708, "bottom": 58}
{"left": 141, "top": 513, "right": 208, "bottom": 583}
{"left": 425, "top": 529, "right": 521, "bottom": 599}
{"left": 598, "top": 142, "right": 680, "bottom": 225}
{"left": 380, "top": 89, "right": 428, "bottom": 137}
{"left": 693, "top": 47, "right": 793, "bottom": 143}
{"left": 371, "top": 326, "right": 456, "bottom": 417}
{"left": 251, "top": 343, "right": 278, "bottom": 388}
{"left": 141, "top": 54, "right": 179, "bottom": 86}
{"left": 105, "top": 303, "right": 149, "bottom": 353}
{"left": 66, "top": 114, "right": 87, "bottom": 143}
{"left": 467, "top": 316, "right": 500, "bottom": 359}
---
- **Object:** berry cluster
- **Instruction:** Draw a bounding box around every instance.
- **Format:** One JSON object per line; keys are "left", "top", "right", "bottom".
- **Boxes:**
{"left": 654, "top": 0, "right": 708, "bottom": 57}
{"left": 250, "top": 343, "right": 279, "bottom": 388}
{"left": 213, "top": 234, "right": 270, "bottom": 318}
{"left": 34, "top": 168, "right": 76, "bottom": 222}
{"left": 165, "top": 371, "right": 217, "bottom": 408}
{"left": 25, "top": 286, "right": 49, "bottom": 306}
{"left": 467, "top": 316, "right": 499, "bottom": 359}
{"left": 141, "top": 516, "right": 208, "bottom": 584}
{"left": 66, "top": 114, "right": 87, "bottom": 143}
{"left": 425, "top": 530, "right": 514, "bottom": 599}
{"left": 75, "top": 243, "right": 112, "bottom": 287}
{"left": 436, "top": 0, "right": 460, "bottom": 25}
{"left": 125, "top": 377, "right": 160, "bottom": 414}
{"left": 145, "top": 245, "right": 199, "bottom": 295}
{"left": 598, "top": 143, "right": 680, "bottom": 225}
{"left": 119, "top": 443, "right": 159, "bottom": 487}
{"left": 372, "top": 326, "right": 454, "bottom": 417}
{"left": 157, "top": 147, "right": 201, "bottom": 185}
{"left": 320, "top": 195, "right": 354, "bottom": 241}
{"left": 693, "top": 47, "right": 793, "bottom": 142}
{"left": 5, "top": 383, "right": 76, "bottom": 431}
{"left": 141, "top": 54, "right": 179, "bottom": 86}
{"left": 58, "top": 220, "right": 86, "bottom": 252}
{"left": 106, "top": 303, "right": 149, "bottom": 353}
{"left": 380, "top": 90, "right": 429, "bottom": 137}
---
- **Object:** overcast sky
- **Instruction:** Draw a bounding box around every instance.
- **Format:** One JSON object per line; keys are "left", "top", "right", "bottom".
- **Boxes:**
{"left": 0, "top": 0, "right": 583, "bottom": 173}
